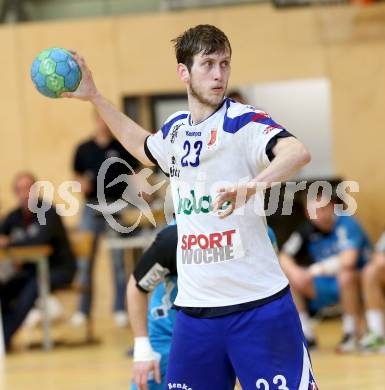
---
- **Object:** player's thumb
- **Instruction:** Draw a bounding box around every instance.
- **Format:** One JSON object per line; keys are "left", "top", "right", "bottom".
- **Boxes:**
{"left": 61, "top": 92, "right": 74, "bottom": 98}
{"left": 154, "top": 361, "right": 161, "bottom": 384}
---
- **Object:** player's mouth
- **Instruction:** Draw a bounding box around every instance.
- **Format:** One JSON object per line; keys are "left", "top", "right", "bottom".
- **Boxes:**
{"left": 211, "top": 87, "right": 224, "bottom": 94}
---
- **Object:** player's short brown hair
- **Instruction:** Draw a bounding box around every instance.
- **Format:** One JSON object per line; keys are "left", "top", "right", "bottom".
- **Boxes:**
{"left": 172, "top": 24, "right": 232, "bottom": 71}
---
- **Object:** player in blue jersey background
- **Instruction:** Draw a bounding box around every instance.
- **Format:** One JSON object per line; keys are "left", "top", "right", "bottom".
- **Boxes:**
{"left": 280, "top": 192, "right": 372, "bottom": 352}
{"left": 128, "top": 224, "right": 279, "bottom": 390}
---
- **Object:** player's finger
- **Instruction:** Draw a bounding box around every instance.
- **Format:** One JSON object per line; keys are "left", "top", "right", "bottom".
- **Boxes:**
{"left": 154, "top": 361, "right": 161, "bottom": 384}
{"left": 213, "top": 192, "right": 231, "bottom": 212}
{"left": 218, "top": 202, "right": 234, "bottom": 219}
{"left": 138, "top": 372, "right": 148, "bottom": 390}
{"left": 61, "top": 92, "right": 73, "bottom": 98}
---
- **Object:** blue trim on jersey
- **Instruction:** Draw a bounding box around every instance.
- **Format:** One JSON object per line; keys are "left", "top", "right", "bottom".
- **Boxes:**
{"left": 222, "top": 99, "right": 283, "bottom": 134}
{"left": 161, "top": 113, "right": 188, "bottom": 139}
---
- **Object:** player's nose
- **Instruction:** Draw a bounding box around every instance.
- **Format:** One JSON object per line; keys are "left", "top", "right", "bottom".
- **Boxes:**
{"left": 213, "top": 64, "right": 223, "bottom": 81}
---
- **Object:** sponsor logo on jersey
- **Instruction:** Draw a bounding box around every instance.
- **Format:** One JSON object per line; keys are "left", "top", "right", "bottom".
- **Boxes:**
{"left": 181, "top": 229, "right": 236, "bottom": 265}
{"left": 263, "top": 125, "right": 275, "bottom": 135}
{"left": 207, "top": 128, "right": 218, "bottom": 149}
{"left": 169, "top": 166, "right": 181, "bottom": 178}
{"left": 185, "top": 130, "right": 202, "bottom": 137}
{"left": 170, "top": 155, "right": 180, "bottom": 177}
{"left": 177, "top": 189, "right": 213, "bottom": 215}
{"left": 168, "top": 383, "right": 192, "bottom": 390}
{"left": 170, "top": 123, "right": 183, "bottom": 143}
{"left": 138, "top": 263, "right": 169, "bottom": 291}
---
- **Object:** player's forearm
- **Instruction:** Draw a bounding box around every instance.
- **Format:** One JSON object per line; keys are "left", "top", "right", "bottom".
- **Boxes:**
{"left": 127, "top": 275, "right": 149, "bottom": 337}
{"left": 309, "top": 255, "right": 341, "bottom": 276}
{"left": 90, "top": 92, "right": 152, "bottom": 166}
{"left": 252, "top": 139, "right": 310, "bottom": 190}
{"left": 279, "top": 253, "right": 299, "bottom": 276}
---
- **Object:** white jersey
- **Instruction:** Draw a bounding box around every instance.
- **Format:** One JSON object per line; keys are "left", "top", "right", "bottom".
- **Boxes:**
{"left": 146, "top": 98, "right": 289, "bottom": 307}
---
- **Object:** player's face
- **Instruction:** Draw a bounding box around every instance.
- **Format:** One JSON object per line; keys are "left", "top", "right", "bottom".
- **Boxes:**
{"left": 13, "top": 176, "right": 35, "bottom": 210}
{"left": 306, "top": 200, "right": 335, "bottom": 232}
{"left": 188, "top": 50, "right": 231, "bottom": 108}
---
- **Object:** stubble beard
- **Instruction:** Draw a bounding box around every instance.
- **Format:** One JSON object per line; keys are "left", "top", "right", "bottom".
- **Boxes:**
{"left": 189, "top": 79, "right": 226, "bottom": 110}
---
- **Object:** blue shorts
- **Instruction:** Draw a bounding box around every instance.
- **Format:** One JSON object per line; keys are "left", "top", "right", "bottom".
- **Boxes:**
{"left": 309, "top": 276, "right": 340, "bottom": 312}
{"left": 166, "top": 291, "right": 317, "bottom": 389}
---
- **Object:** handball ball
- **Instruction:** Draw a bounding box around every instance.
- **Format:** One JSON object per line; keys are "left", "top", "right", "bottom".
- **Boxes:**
{"left": 31, "top": 48, "right": 82, "bottom": 98}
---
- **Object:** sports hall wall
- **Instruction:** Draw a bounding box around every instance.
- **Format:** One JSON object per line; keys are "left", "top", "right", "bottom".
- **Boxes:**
{"left": 1, "top": 3, "right": 384, "bottom": 238}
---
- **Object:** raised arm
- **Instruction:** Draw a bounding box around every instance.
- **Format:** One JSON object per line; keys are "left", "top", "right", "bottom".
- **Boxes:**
{"left": 63, "top": 52, "right": 153, "bottom": 166}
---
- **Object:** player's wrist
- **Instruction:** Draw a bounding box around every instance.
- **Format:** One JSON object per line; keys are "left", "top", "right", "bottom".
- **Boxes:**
{"left": 309, "top": 262, "right": 324, "bottom": 277}
{"left": 247, "top": 179, "right": 268, "bottom": 195}
{"left": 89, "top": 90, "right": 103, "bottom": 105}
{"left": 245, "top": 181, "right": 258, "bottom": 197}
{"left": 133, "top": 337, "right": 157, "bottom": 362}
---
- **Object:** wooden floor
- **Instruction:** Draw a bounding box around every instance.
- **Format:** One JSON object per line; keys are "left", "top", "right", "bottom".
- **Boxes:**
{"left": 2, "top": 242, "right": 385, "bottom": 390}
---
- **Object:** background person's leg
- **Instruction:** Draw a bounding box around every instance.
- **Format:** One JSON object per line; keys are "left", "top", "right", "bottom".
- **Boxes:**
{"left": 2, "top": 273, "right": 38, "bottom": 347}
{"left": 336, "top": 268, "right": 361, "bottom": 352}
{"left": 74, "top": 205, "right": 104, "bottom": 320}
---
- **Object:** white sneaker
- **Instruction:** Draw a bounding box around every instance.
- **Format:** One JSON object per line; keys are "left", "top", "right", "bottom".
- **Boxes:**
{"left": 24, "top": 296, "right": 63, "bottom": 328}
{"left": 45, "top": 296, "right": 64, "bottom": 321}
{"left": 359, "top": 332, "right": 385, "bottom": 353}
{"left": 70, "top": 312, "right": 87, "bottom": 327}
{"left": 335, "top": 334, "right": 358, "bottom": 353}
{"left": 114, "top": 311, "right": 128, "bottom": 327}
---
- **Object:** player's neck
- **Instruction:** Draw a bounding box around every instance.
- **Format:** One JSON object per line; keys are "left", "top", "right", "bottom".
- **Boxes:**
{"left": 188, "top": 95, "right": 221, "bottom": 125}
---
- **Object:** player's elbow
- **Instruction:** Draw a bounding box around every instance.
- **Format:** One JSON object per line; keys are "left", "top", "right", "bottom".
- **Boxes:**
{"left": 295, "top": 143, "right": 311, "bottom": 168}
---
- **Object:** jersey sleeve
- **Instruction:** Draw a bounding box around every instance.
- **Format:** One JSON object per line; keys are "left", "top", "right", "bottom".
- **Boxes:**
{"left": 144, "top": 111, "right": 188, "bottom": 176}
{"left": 133, "top": 224, "right": 178, "bottom": 293}
{"left": 375, "top": 231, "right": 385, "bottom": 253}
{"left": 282, "top": 230, "right": 305, "bottom": 258}
{"left": 281, "top": 222, "right": 313, "bottom": 266}
{"left": 144, "top": 131, "right": 169, "bottom": 175}
{"left": 244, "top": 110, "right": 293, "bottom": 169}
{"left": 336, "top": 217, "right": 367, "bottom": 252}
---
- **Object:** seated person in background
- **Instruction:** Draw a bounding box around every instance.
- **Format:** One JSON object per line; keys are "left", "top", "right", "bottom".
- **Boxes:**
{"left": 0, "top": 172, "right": 76, "bottom": 349}
{"left": 360, "top": 231, "right": 385, "bottom": 352}
{"left": 127, "top": 224, "right": 278, "bottom": 390}
{"left": 280, "top": 192, "right": 371, "bottom": 352}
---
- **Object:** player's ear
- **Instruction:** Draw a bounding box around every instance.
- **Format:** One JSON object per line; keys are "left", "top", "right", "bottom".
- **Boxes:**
{"left": 177, "top": 63, "right": 190, "bottom": 83}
